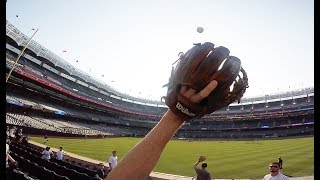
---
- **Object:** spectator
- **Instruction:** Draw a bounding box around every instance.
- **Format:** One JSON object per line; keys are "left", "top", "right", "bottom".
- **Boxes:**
{"left": 9, "top": 126, "right": 16, "bottom": 141}
{"left": 15, "top": 128, "right": 23, "bottom": 142}
{"left": 21, "top": 134, "right": 30, "bottom": 146}
{"left": 44, "top": 135, "right": 48, "bottom": 144}
{"left": 6, "top": 138, "right": 11, "bottom": 146}
{"left": 6, "top": 140, "right": 17, "bottom": 169}
{"left": 56, "top": 147, "right": 66, "bottom": 160}
{"left": 41, "top": 146, "right": 54, "bottom": 160}
{"left": 263, "top": 162, "right": 289, "bottom": 180}
{"left": 106, "top": 80, "right": 218, "bottom": 180}
{"left": 108, "top": 150, "right": 118, "bottom": 171}
{"left": 194, "top": 156, "right": 211, "bottom": 180}
{"left": 6, "top": 126, "right": 10, "bottom": 138}
{"left": 95, "top": 163, "right": 106, "bottom": 180}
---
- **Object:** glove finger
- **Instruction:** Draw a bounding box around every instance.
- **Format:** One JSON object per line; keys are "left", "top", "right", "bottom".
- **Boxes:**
{"left": 229, "top": 68, "right": 249, "bottom": 102}
{"left": 184, "top": 42, "right": 215, "bottom": 73}
{"left": 176, "top": 43, "right": 206, "bottom": 71}
{"left": 197, "top": 46, "right": 230, "bottom": 76}
{"left": 231, "top": 79, "right": 246, "bottom": 103}
{"left": 206, "top": 84, "right": 233, "bottom": 111}
{"left": 240, "top": 67, "right": 249, "bottom": 88}
{"left": 206, "top": 58, "right": 243, "bottom": 110}
{"left": 204, "top": 56, "right": 241, "bottom": 106}
{"left": 212, "top": 56, "right": 241, "bottom": 86}
{"left": 175, "top": 42, "right": 215, "bottom": 88}
{"left": 191, "top": 46, "right": 230, "bottom": 90}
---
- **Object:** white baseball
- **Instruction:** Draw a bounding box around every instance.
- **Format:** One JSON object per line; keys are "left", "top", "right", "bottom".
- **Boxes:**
{"left": 197, "top": 27, "right": 204, "bottom": 33}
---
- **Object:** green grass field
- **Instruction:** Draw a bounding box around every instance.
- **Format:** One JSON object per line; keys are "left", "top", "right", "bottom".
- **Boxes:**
{"left": 30, "top": 136, "right": 314, "bottom": 179}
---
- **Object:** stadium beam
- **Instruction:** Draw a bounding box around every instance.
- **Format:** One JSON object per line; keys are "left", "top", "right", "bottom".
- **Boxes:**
{"left": 6, "top": 28, "right": 39, "bottom": 82}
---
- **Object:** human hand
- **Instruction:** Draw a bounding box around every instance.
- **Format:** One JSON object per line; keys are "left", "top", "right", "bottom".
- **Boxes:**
{"left": 180, "top": 80, "right": 218, "bottom": 104}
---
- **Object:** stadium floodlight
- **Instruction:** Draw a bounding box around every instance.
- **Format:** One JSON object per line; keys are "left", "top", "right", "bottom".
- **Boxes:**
{"left": 6, "top": 28, "right": 39, "bottom": 82}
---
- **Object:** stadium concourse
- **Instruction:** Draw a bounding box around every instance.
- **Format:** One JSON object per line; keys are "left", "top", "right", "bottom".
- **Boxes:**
{"left": 6, "top": 20, "right": 314, "bottom": 179}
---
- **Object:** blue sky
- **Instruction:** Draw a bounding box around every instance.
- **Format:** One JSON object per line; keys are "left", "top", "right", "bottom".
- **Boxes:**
{"left": 6, "top": 0, "right": 314, "bottom": 101}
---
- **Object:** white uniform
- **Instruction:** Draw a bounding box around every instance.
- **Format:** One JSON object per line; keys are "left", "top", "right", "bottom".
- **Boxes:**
{"left": 263, "top": 173, "right": 290, "bottom": 180}
{"left": 56, "top": 150, "right": 64, "bottom": 160}
{"left": 108, "top": 155, "right": 118, "bottom": 169}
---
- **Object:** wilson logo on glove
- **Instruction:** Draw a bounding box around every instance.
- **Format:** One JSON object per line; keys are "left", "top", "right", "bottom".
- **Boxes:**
{"left": 176, "top": 102, "right": 196, "bottom": 117}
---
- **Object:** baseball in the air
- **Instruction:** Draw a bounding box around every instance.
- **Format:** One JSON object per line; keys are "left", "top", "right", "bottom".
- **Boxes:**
{"left": 197, "top": 27, "right": 204, "bottom": 33}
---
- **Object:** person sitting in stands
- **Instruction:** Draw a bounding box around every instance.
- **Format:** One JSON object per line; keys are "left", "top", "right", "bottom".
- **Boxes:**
{"left": 95, "top": 163, "right": 107, "bottom": 180}
{"left": 41, "top": 146, "right": 54, "bottom": 160}
{"left": 9, "top": 126, "right": 16, "bottom": 141}
{"left": 6, "top": 126, "right": 10, "bottom": 138}
{"left": 15, "top": 128, "right": 23, "bottom": 142}
{"left": 6, "top": 139, "right": 17, "bottom": 169}
{"left": 21, "top": 134, "right": 30, "bottom": 146}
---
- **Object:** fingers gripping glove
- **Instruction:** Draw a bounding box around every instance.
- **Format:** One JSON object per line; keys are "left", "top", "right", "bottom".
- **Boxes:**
{"left": 165, "top": 42, "right": 249, "bottom": 121}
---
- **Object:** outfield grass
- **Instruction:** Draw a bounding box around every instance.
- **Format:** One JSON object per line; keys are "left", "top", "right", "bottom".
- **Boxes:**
{"left": 30, "top": 136, "right": 314, "bottom": 179}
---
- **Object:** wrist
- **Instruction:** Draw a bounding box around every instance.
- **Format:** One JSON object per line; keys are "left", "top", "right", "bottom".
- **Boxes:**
{"left": 161, "top": 110, "right": 185, "bottom": 129}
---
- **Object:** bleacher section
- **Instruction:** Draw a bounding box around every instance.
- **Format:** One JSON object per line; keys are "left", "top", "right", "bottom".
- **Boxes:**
{"left": 8, "top": 142, "right": 100, "bottom": 180}
{"left": 6, "top": 113, "right": 111, "bottom": 136}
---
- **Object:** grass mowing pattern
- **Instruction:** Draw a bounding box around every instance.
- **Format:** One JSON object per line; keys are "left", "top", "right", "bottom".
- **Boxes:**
{"left": 30, "top": 136, "right": 314, "bottom": 179}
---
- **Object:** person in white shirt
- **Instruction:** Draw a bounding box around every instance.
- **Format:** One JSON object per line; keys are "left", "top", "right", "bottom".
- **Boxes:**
{"left": 108, "top": 150, "right": 118, "bottom": 171}
{"left": 56, "top": 147, "right": 66, "bottom": 160}
{"left": 41, "top": 146, "right": 54, "bottom": 160}
{"left": 263, "top": 162, "right": 289, "bottom": 180}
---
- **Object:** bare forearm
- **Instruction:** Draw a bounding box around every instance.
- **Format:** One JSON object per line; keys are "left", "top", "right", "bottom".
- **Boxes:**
{"left": 194, "top": 161, "right": 200, "bottom": 167}
{"left": 7, "top": 154, "right": 16, "bottom": 163}
{"left": 106, "top": 109, "right": 183, "bottom": 180}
